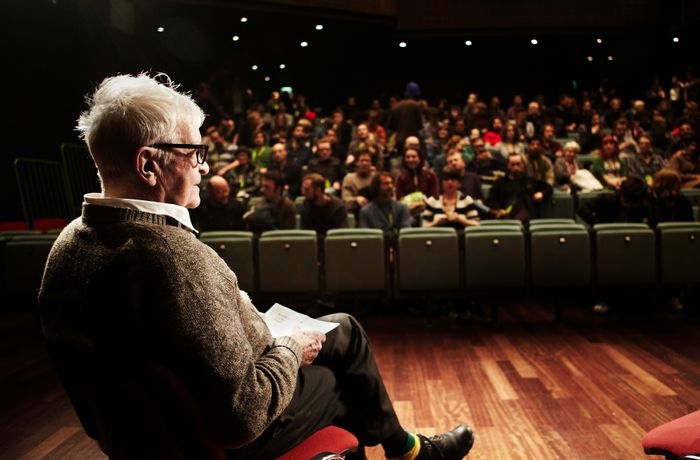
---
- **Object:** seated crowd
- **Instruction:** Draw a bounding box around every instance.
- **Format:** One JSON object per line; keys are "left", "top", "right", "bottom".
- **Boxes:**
{"left": 189, "top": 81, "right": 700, "bottom": 235}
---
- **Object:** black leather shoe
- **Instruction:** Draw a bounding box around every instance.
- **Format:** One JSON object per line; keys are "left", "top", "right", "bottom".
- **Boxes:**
{"left": 415, "top": 424, "right": 474, "bottom": 459}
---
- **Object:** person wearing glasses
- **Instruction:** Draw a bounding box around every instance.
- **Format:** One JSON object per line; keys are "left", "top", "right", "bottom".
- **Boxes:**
{"left": 37, "top": 72, "right": 475, "bottom": 460}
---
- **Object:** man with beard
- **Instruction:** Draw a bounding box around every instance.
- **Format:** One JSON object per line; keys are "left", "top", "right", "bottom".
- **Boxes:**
{"left": 486, "top": 153, "right": 553, "bottom": 223}
{"left": 523, "top": 137, "right": 554, "bottom": 186}
{"left": 359, "top": 171, "right": 412, "bottom": 234}
{"left": 341, "top": 150, "right": 377, "bottom": 220}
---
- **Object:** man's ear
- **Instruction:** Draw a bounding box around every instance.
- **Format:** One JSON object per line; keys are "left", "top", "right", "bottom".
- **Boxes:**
{"left": 136, "top": 147, "right": 158, "bottom": 186}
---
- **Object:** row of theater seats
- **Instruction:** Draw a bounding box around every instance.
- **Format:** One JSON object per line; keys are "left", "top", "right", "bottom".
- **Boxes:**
{"left": 3, "top": 220, "right": 699, "bottom": 312}
{"left": 197, "top": 220, "right": 700, "bottom": 303}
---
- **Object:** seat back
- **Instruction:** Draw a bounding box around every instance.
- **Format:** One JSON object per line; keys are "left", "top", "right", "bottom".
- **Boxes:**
{"left": 397, "top": 227, "right": 459, "bottom": 292}
{"left": 530, "top": 223, "right": 591, "bottom": 287}
{"left": 14, "top": 158, "right": 74, "bottom": 230}
{"left": 258, "top": 230, "right": 319, "bottom": 293}
{"left": 4, "top": 233, "right": 58, "bottom": 308}
{"left": 199, "top": 231, "right": 255, "bottom": 292}
{"left": 463, "top": 225, "right": 526, "bottom": 290}
{"left": 538, "top": 190, "right": 575, "bottom": 219}
{"left": 593, "top": 223, "right": 656, "bottom": 285}
{"left": 656, "top": 222, "right": 700, "bottom": 285}
{"left": 324, "top": 228, "right": 386, "bottom": 294}
{"left": 60, "top": 142, "right": 101, "bottom": 218}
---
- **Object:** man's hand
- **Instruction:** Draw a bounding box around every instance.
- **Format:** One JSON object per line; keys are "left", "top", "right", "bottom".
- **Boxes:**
{"left": 289, "top": 329, "right": 326, "bottom": 367}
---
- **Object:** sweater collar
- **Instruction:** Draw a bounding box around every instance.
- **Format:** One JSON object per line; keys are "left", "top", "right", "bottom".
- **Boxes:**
{"left": 84, "top": 193, "right": 196, "bottom": 233}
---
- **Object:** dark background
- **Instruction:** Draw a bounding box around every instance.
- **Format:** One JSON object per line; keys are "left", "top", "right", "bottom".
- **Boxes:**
{"left": 3, "top": 0, "right": 699, "bottom": 222}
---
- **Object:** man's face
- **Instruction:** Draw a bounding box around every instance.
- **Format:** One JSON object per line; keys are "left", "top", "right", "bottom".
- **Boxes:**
{"left": 379, "top": 176, "right": 394, "bottom": 200}
{"left": 638, "top": 137, "right": 652, "bottom": 154}
{"left": 447, "top": 153, "right": 465, "bottom": 172}
{"left": 528, "top": 139, "right": 542, "bottom": 158}
{"left": 272, "top": 144, "right": 287, "bottom": 162}
{"left": 317, "top": 142, "right": 332, "bottom": 159}
{"left": 155, "top": 130, "right": 209, "bottom": 208}
{"left": 260, "top": 177, "right": 278, "bottom": 201}
{"left": 209, "top": 179, "right": 230, "bottom": 205}
{"left": 301, "top": 179, "right": 316, "bottom": 200}
{"left": 507, "top": 155, "right": 525, "bottom": 179}
{"left": 356, "top": 154, "right": 372, "bottom": 176}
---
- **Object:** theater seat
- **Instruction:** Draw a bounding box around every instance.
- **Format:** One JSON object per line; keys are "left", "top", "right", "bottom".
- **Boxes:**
{"left": 642, "top": 409, "right": 700, "bottom": 459}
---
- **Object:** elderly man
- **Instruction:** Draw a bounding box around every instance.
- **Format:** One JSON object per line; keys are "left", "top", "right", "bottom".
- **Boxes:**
{"left": 38, "top": 72, "right": 475, "bottom": 460}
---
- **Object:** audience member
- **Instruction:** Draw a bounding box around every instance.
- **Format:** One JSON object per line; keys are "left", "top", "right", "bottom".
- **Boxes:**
{"left": 576, "top": 176, "right": 653, "bottom": 226}
{"left": 626, "top": 134, "right": 668, "bottom": 186}
{"left": 243, "top": 170, "right": 297, "bottom": 231}
{"left": 553, "top": 140, "right": 586, "bottom": 193}
{"left": 40, "top": 72, "right": 475, "bottom": 460}
{"left": 218, "top": 147, "right": 261, "bottom": 200}
{"left": 300, "top": 172, "right": 349, "bottom": 233}
{"left": 341, "top": 150, "right": 376, "bottom": 220}
{"left": 386, "top": 82, "right": 424, "bottom": 156}
{"left": 650, "top": 168, "right": 695, "bottom": 224}
{"left": 269, "top": 142, "right": 303, "bottom": 198}
{"left": 190, "top": 175, "right": 246, "bottom": 232}
{"left": 359, "top": 172, "right": 412, "bottom": 233}
{"left": 590, "top": 134, "right": 628, "bottom": 190}
{"left": 486, "top": 153, "right": 553, "bottom": 222}
{"left": 524, "top": 137, "right": 555, "bottom": 186}
{"left": 307, "top": 137, "right": 345, "bottom": 195}
{"left": 667, "top": 137, "right": 700, "bottom": 188}
{"left": 395, "top": 145, "right": 439, "bottom": 224}
{"left": 422, "top": 166, "right": 485, "bottom": 228}
{"left": 444, "top": 149, "right": 485, "bottom": 201}
{"left": 250, "top": 130, "right": 273, "bottom": 173}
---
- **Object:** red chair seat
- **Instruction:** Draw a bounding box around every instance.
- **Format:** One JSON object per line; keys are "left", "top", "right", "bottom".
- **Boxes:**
{"left": 642, "top": 409, "right": 700, "bottom": 457}
{"left": 277, "top": 425, "right": 359, "bottom": 460}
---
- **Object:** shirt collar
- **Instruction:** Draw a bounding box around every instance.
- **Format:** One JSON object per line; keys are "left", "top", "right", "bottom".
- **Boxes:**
{"left": 84, "top": 193, "right": 197, "bottom": 233}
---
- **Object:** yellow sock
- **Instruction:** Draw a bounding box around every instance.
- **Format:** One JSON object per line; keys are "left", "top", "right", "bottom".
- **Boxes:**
{"left": 387, "top": 432, "right": 421, "bottom": 460}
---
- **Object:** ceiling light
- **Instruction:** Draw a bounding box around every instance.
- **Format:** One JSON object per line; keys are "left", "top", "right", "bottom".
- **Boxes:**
{"left": 279, "top": 64, "right": 286, "bottom": 69}
{"left": 673, "top": 37, "right": 680, "bottom": 43}
{"left": 596, "top": 38, "right": 603, "bottom": 44}
{"left": 399, "top": 41, "right": 407, "bottom": 48}
{"left": 315, "top": 24, "right": 323, "bottom": 30}
{"left": 530, "top": 38, "right": 538, "bottom": 45}
{"left": 251, "top": 65, "right": 258, "bottom": 70}
{"left": 240, "top": 17, "right": 247, "bottom": 23}
{"left": 264, "top": 76, "right": 271, "bottom": 82}
{"left": 300, "top": 41, "right": 308, "bottom": 47}
{"left": 156, "top": 26, "right": 164, "bottom": 33}
{"left": 465, "top": 40, "right": 472, "bottom": 46}
{"left": 232, "top": 35, "right": 239, "bottom": 41}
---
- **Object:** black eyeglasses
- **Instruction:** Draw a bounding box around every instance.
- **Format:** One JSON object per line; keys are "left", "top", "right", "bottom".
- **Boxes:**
{"left": 150, "top": 143, "right": 208, "bottom": 165}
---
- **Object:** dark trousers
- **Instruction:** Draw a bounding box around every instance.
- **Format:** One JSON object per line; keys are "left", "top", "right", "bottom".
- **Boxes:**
{"left": 231, "top": 313, "right": 401, "bottom": 459}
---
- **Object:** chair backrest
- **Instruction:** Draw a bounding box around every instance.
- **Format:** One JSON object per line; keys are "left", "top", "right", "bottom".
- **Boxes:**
{"left": 324, "top": 228, "right": 386, "bottom": 293}
{"left": 656, "top": 222, "right": 700, "bottom": 285}
{"left": 4, "top": 233, "right": 58, "bottom": 307}
{"left": 529, "top": 223, "right": 591, "bottom": 287}
{"left": 593, "top": 223, "right": 656, "bottom": 285}
{"left": 60, "top": 142, "right": 100, "bottom": 218}
{"left": 397, "top": 227, "right": 459, "bottom": 292}
{"left": 257, "top": 229, "right": 319, "bottom": 293}
{"left": 463, "top": 225, "right": 526, "bottom": 289}
{"left": 538, "top": 190, "right": 575, "bottom": 219}
{"left": 14, "top": 158, "right": 73, "bottom": 230}
{"left": 199, "top": 231, "right": 255, "bottom": 292}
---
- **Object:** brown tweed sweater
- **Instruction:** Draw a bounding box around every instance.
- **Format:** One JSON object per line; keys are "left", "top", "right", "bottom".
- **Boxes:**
{"left": 38, "top": 203, "right": 302, "bottom": 447}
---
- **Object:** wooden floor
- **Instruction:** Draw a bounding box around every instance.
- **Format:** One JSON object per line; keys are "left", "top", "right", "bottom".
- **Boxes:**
{"left": 2, "top": 296, "right": 700, "bottom": 460}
